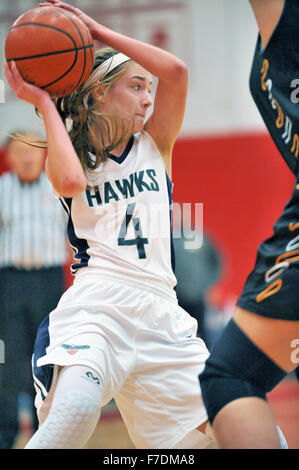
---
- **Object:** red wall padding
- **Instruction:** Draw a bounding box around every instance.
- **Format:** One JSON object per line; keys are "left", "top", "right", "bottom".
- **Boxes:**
{"left": 172, "top": 132, "right": 295, "bottom": 309}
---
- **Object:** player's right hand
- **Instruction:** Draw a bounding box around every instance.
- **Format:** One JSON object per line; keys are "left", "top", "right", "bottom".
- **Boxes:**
{"left": 4, "top": 61, "right": 51, "bottom": 111}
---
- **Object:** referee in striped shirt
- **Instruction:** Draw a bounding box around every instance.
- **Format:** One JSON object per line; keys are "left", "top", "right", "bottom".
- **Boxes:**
{"left": 0, "top": 131, "right": 68, "bottom": 448}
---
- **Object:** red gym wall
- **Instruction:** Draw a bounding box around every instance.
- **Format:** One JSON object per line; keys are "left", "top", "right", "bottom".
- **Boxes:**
{"left": 0, "top": 132, "right": 295, "bottom": 311}
{"left": 172, "top": 132, "right": 295, "bottom": 311}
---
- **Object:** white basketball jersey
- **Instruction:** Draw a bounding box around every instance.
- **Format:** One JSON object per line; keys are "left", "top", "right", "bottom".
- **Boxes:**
{"left": 60, "top": 130, "right": 177, "bottom": 296}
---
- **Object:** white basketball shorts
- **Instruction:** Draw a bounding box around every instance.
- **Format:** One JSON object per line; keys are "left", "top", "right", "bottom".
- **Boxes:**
{"left": 32, "top": 269, "right": 210, "bottom": 449}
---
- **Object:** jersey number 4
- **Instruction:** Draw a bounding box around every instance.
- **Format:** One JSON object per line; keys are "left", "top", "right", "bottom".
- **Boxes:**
{"left": 117, "top": 203, "right": 149, "bottom": 259}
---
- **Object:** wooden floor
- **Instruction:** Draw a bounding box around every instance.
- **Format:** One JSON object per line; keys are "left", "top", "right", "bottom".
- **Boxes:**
{"left": 84, "top": 376, "right": 298, "bottom": 449}
{"left": 86, "top": 407, "right": 135, "bottom": 449}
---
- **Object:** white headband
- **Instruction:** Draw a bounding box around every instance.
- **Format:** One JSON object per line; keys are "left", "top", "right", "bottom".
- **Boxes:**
{"left": 83, "top": 52, "right": 131, "bottom": 91}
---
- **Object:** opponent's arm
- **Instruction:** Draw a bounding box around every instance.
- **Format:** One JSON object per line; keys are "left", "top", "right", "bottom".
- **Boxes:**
{"left": 4, "top": 61, "right": 86, "bottom": 197}
{"left": 249, "top": 0, "right": 285, "bottom": 49}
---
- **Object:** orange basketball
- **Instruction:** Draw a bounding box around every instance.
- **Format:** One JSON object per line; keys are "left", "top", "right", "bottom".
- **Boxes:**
{"left": 5, "top": 6, "right": 95, "bottom": 97}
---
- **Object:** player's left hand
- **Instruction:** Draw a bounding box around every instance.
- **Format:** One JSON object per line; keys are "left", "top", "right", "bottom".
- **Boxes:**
{"left": 39, "top": 1, "right": 100, "bottom": 38}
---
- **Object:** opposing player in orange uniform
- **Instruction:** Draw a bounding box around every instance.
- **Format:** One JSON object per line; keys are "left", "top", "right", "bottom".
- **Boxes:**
{"left": 199, "top": 0, "right": 299, "bottom": 449}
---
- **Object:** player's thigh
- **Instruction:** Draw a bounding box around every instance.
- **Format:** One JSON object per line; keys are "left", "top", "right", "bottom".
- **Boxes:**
{"left": 234, "top": 307, "right": 299, "bottom": 372}
{"left": 116, "top": 337, "right": 209, "bottom": 448}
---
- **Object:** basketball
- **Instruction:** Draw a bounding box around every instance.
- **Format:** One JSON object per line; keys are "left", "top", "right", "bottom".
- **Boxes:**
{"left": 5, "top": 6, "right": 95, "bottom": 98}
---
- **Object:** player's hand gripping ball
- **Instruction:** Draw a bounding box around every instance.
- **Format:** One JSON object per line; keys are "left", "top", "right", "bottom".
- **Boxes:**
{"left": 5, "top": 5, "right": 95, "bottom": 97}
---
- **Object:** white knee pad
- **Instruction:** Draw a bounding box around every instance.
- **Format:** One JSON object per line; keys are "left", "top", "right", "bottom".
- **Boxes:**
{"left": 172, "top": 428, "right": 217, "bottom": 449}
{"left": 25, "top": 390, "right": 101, "bottom": 449}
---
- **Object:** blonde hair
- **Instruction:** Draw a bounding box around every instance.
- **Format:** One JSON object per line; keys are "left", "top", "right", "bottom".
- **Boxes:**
{"left": 3, "top": 129, "right": 45, "bottom": 149}
{"left": 7, "top": 48, "right": 133, "bottom": 172}
{"left": 56, "top": 47, "right": 133, "bottom": 171}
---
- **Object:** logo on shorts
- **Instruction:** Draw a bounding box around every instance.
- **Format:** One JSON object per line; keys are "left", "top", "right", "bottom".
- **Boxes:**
{"left": 84, "top": 371, "right": 101, "bottom": 385}
{"left": 61, "top": 344, "right": 90, "bottom": 355}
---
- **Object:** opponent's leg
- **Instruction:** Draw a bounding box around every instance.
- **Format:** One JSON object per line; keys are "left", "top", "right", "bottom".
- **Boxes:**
{"left": 234, "top": 308, "right": 299, "bottom": 373}
{"left": 212, "top": 397, "right": 282, "bottom": 448}
{"left": 25, "top": 365, "right": 102, "bottom": 449}
{"left": 210, "top": 308, "right": 296, "bottom": 448}
{"left": 199, "top": 317, "right": 292, "bottom": 449}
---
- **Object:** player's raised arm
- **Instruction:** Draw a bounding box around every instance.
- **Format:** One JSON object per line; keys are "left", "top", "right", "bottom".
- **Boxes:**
{"left": 92, "top": 28, "right": 188, "bottom": 172}
{"left": 42, "top": 0, "right": 188, "bottom": 176}
{"left": 4, "top": 61, "right": 87, "bottom": 197}
{"left": 249, "top": 0, "right": 285, "bottom": 49}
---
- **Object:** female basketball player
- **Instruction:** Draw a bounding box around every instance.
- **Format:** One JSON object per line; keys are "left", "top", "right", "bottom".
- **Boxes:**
{"left": 4, "top": 0, "right": 215, "bottom": 449}
{"left": 199, "top": 0, "right": 299, "bottom": 448}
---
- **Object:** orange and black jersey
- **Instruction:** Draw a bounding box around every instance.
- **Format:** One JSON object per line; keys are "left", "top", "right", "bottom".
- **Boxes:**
{"left": 249, "top": 0, "right": 299, "bottom": 175}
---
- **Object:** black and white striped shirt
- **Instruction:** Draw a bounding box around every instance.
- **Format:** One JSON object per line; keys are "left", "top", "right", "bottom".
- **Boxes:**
{"left": 0, "top": 171, "right": 68, "bottom": 269}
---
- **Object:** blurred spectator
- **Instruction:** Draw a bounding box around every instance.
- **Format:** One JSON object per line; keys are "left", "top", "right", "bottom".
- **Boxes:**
{"left": 173, "top": 230, "right": 223, "bottom": 348}
{"left": 0, "top": 131, "right": 68, "bottom": 448}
